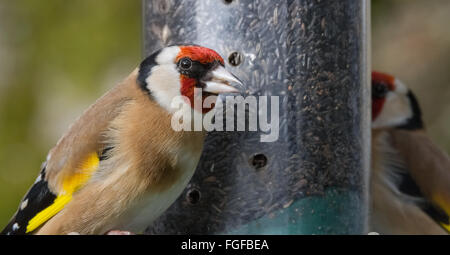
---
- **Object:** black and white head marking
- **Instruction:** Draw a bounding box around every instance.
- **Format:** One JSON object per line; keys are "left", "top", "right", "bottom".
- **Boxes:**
{"left": 373, "top": 79, "right": 423, "bottom": 130}
{"left": 136, "top": 46, "right": 186, "bottom": 113}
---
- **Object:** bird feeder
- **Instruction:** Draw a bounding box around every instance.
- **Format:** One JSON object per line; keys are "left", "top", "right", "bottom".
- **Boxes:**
{"left": 143, "top": 0, "right": 371, "bottom": 234}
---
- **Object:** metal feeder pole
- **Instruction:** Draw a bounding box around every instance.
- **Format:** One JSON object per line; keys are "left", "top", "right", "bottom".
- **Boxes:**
{"left": 143, "top": 0, "right": 370, "bottom": 234}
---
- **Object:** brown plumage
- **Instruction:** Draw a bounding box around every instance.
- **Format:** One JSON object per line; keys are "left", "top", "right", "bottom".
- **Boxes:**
{"left": 371, "top": 130, "right": 449, "bottom": 234}
{"left": 370, "top": 71, "right": 450, "bottom": 234}
{"left": 1, "top": 45, "right": 242, "bottom": 235}
{"left": 390, "top": 130, "right": 450, "bottom": 219}
{"left": 37, "top": 70, "right": 204, "bottom": 234}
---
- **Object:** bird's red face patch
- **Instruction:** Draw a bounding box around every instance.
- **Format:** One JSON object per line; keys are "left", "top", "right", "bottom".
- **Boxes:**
{"left": 176, "top": 46, "right": 224, "bottom": 113}
{"left": 179, "top": 75, "right": 216, "bottom": 114}
{"left": 176, "top": 46, "right": 224, "bottom": 65}
{"left": 372, "top": 71, "right": 396, "bottom": 121}
{"left": 372, "top": 97, "right": 385, "bottom": 121}
{"left": 372, "top": 71, "right": 395, "bottom": 90}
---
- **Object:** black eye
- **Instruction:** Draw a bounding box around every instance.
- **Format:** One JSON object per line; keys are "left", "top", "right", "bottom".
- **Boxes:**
{"left": 179, "top": 58, "right": 192, "bottom": 70}
{"left": 372, "top": 83, "right": 389, "bottom": 98}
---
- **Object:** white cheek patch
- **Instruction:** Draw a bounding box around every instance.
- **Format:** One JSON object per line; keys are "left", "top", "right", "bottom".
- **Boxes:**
{"left": 146, "top": 46, "right": 195, "bottom": 113}
{"left": 145, "top": 64, "right": 187, "bottom": 113}
{"left": 372, "top": 91, "right": 413, "bottom": 129}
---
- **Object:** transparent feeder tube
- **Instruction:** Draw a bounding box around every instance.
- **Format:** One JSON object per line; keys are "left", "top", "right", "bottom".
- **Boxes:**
{"left": 143, "top": 0, "right": 371, "bottom": 234}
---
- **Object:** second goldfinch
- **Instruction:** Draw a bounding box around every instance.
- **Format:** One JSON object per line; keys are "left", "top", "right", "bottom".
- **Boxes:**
{"left": 1, "top": 45, "right": 242, "bottom": 235}
{"left": 370, "top": 71, "right": 450, "bottom": 234}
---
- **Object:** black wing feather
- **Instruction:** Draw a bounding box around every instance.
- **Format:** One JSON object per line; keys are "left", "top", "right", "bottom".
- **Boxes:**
{"left": 1, "top": 164, "right": 57, "bottom": 235}
{"left": 2, "top": 147, "right": 112, "bottom": 235}
{"left": 396, "top": 169, "right": 450, "bottom": 229}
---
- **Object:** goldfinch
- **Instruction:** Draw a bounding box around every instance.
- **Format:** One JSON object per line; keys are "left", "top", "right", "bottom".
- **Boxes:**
{"left": 1, "top": 45, "right": 242, "bottom": 235}
{"left": 370, "top": 71, "right": 450, "bottom": 234}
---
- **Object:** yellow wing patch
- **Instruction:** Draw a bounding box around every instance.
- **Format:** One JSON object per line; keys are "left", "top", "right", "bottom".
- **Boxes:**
{"left": 26, "top": 152, "right": 100, "bottom": 233}
{"left": 442, "top": 223, "right": 450, "bottom": 233}
{"left": 432, "top": 194, "right": 450, "bottom": 233}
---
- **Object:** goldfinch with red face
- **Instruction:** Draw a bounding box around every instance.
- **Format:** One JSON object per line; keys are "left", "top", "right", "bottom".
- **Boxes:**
{"left": 1, "top": 45, "right": 242, "bottom": 235}
{"left": 370, "top": 71, "right": 450, "bottom": 234}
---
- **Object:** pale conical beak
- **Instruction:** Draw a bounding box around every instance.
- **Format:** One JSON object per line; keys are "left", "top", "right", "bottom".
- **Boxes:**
{"left": 202, "top": 66, "right": 243, "bottom": 94}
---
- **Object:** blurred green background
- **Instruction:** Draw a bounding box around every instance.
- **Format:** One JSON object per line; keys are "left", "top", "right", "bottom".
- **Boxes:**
{"left": 0, "top": 0, "right": 141, "bottom": 226}
{"left": 0, "top": 0, "right": 449, "bottom": 228}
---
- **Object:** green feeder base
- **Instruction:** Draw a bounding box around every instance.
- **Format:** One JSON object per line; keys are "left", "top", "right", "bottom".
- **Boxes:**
{"left": 226, "top": 188, "right": 366, "bottom": 235}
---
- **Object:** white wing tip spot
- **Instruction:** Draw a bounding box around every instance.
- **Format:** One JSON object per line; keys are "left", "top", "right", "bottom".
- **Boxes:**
{"left": 34, "top": 174, "right": 42, "bottom": 184}
{"left": 20, "top": 199, "right": 28, "bottom": 210}
{"left": 12, "top": 223, "right": 20, "bottom": 231}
